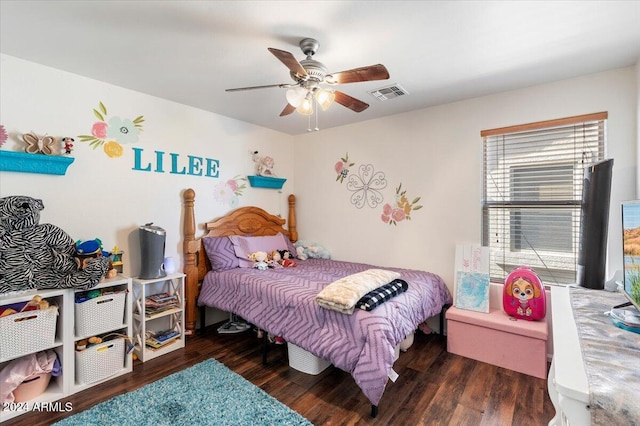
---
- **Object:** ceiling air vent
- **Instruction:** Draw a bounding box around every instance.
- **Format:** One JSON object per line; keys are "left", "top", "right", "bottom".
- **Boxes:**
{"left": 368, "top": 84, "right": 409, "bottom": 101}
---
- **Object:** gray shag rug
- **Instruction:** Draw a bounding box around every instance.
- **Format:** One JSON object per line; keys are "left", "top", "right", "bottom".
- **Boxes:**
{"left": 54, "top": 358, "right": 311, "bottom": 426}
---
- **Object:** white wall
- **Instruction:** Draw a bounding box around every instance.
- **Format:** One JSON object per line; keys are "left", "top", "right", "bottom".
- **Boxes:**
{"left": 0, "top": 54, "right": 294, "bottom": 277}
{"left": 293, "top": 66, "right": 638, "bottom": 294}
{"left": 637, "top": 59, "right": 640, "bottom": 200}
{"left": 2, "top": 54, "right": 637, "bottom": 298}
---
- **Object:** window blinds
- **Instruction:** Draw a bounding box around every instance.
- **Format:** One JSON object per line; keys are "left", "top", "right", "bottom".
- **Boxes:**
{"left": 481, "top": 112, "right": 607, "bottom": 285}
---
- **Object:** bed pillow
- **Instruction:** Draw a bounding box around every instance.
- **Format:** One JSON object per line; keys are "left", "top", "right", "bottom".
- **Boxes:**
{"left": 355, "top": 279, "right": 409, "bottom": 311}
{"left": 285, "top": 236, "right": 298, "bottom": 259}
{"left": 229, "top": 233, "right": 289, "bottom": 267}
{"left": 202, "top": 236, "right": 239, "bottom": 271}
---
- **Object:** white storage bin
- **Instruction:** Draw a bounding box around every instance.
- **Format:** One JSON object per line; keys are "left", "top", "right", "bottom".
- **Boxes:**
{"left": 75, "top": 338, "right": 125, "bottom": 385}
{"left": 287, "top": 343, "right": 331, "bottom": 375}
{"left": 0, "top": 307, "right": 58, "bottom": 361}
{"left": 75, "top": 292, "right": 126, "bottom": 337}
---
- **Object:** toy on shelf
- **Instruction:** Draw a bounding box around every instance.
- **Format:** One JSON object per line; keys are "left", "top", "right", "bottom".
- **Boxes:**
{"left": 62, "top": 137, "right": 74, "bottom": 155}
{"left": 110, "top": 247, "right": 124, "bottom": 274}
{"left": 76, "top": 238, "right": 117, "bottom": 279}
{"left": 0, "top": 195, "right": 110, "bottom": 294}
{"left": 251, "top": 150, "right": 276, "bottom": 177}
{"left": 22, "top": 132, "right": 56, "bottom": 155}
{"left": 0, "top": 295, "right": 52, "bottom": 318}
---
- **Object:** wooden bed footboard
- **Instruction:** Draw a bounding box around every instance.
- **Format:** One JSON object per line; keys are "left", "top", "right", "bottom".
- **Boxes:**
{"left": 182, "top": 188, "right": 297, "bottom": 334}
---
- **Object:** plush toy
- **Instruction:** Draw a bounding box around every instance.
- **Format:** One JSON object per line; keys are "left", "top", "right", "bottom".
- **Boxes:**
{"left": 248, "top": 251, "right": 269, "bottom": 270}
{"left": 250, "top": 150, "right": 276, "bottom": 177}
{"left": 295, "top": 240, "right": 331, "bottom": 260}
{"left": 0, "top": 195, "right": 110, "bottom": 294}
{"left": 269, "top": 250, "right": 296, "bottom": 267}
{"left": 76, "top": 239, "right": 116, "bottom": 278}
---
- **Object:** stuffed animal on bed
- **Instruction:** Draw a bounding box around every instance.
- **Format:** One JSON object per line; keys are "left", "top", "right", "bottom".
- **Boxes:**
{"left": 294, "top": 240, "right": 331, "bottom": 260}
{"left": 247, "top": 251, "right": 269, "bottom": 270}
{"left": 0, "top": 195, "right": 110, "bottom": 294}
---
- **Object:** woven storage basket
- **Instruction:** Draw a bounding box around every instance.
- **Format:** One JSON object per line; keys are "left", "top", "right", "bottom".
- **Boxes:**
{"left": 0, "top": 307, "right": 58, "bottom": 361}
{"left": 287, "top": 343, "right": 331, "bottom": 375}
{"left": 75, "top": 292, "right": 126, "bottom": 337}
{"left": 75, "top": 337, "right": 125, "bottom": 385}
{"left": 13, "top": 371, "right": 52, "bottom": 402}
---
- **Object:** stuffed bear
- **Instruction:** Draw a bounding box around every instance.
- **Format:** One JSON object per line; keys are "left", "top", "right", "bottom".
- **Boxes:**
{"left": 0, "top": 195, "right": 110, "bottom": 294}
{"left": 294, "top": 240, "right": 331, "bottom": 260}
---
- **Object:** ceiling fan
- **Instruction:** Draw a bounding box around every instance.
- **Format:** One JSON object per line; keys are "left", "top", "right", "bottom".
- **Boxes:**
{"left": 225, "top": 38, "right": 390, "bottom": 117}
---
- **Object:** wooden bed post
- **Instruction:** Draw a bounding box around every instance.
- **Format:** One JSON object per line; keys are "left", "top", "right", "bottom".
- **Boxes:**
{"left": 288, "top": 194, "right": 297, "bottom": 242}
{"left": 182, "top": 188, "right": 199, "bottom": 335}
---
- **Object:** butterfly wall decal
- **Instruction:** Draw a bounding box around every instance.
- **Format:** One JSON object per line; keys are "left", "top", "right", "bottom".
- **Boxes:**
{"left": 22, "top": 132, "right": 56, "bottom": 154}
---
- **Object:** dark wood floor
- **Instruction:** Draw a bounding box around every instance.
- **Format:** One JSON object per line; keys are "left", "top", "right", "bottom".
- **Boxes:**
{"left": 6, "top": 326, "right": 556, "bottom": 425}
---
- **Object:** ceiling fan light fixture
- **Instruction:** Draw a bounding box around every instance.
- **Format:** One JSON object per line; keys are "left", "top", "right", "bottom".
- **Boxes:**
{"left": 315, "top": 88, "right": 335, "bottom": 111}
{"left": 286, "top": 87, "right": 307, "bottom": 107}
{"left": 296, "top": 93, "right": 314, "bottom": 116}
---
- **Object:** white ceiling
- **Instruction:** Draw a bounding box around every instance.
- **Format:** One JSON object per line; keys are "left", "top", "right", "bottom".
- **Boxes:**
{"left": 1, "top": 1, "right": 640, "bottom": 136}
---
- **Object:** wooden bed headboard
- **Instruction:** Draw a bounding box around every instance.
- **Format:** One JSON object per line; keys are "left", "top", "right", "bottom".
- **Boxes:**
{"left": 182, "top": 188, "right": 297, "bottom": 334}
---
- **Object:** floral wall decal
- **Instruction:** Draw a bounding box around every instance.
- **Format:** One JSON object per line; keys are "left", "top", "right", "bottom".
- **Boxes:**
{"left": 0, "top": 125, "right": 7, "bottom": 147}
{"left": 213, "top": 175, "right": 247, "bottom": 208}
{"left": 77, "top": 102, "right": 144, "bottom": 158}
{"left": 381, "top": 183, "right": 422, "bottom": 225}
{"left": 335, "top": 153, "right": 355, "bottom": 183}
{"left": 346, "top": 164, "right": 387, "bottom": 209}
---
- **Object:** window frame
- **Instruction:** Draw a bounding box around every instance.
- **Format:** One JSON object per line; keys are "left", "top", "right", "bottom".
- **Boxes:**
{"left": 481, "top": 112, "right": 607, "bottom": 285}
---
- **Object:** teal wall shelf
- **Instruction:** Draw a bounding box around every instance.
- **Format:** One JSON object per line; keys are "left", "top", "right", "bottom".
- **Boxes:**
{"left": 248, "top": 175, "right": 286, "bottom": 189}
{"left": 0, "top": 150, "right": 75, "bottom": 175}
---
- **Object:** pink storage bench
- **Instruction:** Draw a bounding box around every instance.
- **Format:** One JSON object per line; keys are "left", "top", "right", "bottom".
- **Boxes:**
{"left": 446, "top": 307, "right": 548, "bottom": 379}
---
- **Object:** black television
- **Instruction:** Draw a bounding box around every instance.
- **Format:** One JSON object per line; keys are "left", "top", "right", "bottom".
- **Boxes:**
{"left": 621, "top": 200, "right": 640, "bottom": 311}
{"left": 576, "top": 158, "right": 614, "bottom": 290}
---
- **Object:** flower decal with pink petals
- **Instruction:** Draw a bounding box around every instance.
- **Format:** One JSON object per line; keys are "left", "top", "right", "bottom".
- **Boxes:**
{"left": 0, "top": 125, "right": 7, "bottom": 147}
{"left": 335, "top": 153, "right": 355, "bottom": 184}
{"left": 213, "top": 175, "right": 247, "bottom": 208}
{"left": 381, "top": 183, "right": 422, "bottom": 225}
{"left": 77, "top": 101, "right": 144, "bottom": 158}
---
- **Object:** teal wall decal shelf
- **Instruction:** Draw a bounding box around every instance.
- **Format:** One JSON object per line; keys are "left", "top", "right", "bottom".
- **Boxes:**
{"left": 0, "top": 151, "right": 75, "bottom": 175}
{"left": 248, "top": 175, "right": 286, "bottom": 189}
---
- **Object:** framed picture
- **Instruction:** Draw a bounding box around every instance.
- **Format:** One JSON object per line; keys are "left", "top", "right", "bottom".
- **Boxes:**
{"left": 454, "top": 245, "right": 490, "bottom": 313}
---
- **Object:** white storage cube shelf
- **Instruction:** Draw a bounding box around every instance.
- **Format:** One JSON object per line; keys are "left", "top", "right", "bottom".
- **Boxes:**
{"left": 0, "top": 275, "right": 133, "bottom": 423}
{"left": 287, "top": 343, "right": 331, "bottom": 375}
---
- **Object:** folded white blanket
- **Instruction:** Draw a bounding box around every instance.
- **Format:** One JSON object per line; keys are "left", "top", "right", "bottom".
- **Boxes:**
{"left": 316, "top": 269, "right": 401, "bottom": 314}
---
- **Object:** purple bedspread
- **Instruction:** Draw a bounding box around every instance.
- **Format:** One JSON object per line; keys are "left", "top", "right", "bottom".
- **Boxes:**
{"left": 198, "top": 258, "right": 452, "bottom": 406}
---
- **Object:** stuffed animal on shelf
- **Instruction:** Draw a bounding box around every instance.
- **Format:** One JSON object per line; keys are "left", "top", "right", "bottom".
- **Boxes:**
{"left": 0, "top": 295, "right": 51, "bottom": 318}
{"left": 76, "top": 239, "right": 117, "bottom": 279}
{"left": 250, "top": 150, "right": 276, "bottom": 177}
{"left": 75, "top": 336, "right": 103, "bottom": 352}
{"left": 0, "top": 195, "right": 110, "bottom": 294}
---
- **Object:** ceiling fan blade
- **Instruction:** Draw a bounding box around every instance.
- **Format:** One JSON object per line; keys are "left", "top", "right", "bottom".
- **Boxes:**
{"left": 268, "top": 48, "right": 308, "bottom": 77}
{"left": 326, "top": 64, "right": 390, "bottom": 85}
{"left": 280, "top": 104, "right": 296, "bottom": 117}
{"left": 334, "top": 91, "right": 369, "bottom": 113}
{"left": 226, "top": 83, "right": 294, "bottom": 92}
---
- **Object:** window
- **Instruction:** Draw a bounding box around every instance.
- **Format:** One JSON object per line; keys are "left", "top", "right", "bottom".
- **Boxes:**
{"left": 481, "top": 112, "right": 607, "bottom": 285}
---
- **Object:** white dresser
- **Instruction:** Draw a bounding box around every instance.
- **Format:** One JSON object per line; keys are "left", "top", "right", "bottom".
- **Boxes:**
{"left": 547, "top": 285, "right": 590, "bottom": 426}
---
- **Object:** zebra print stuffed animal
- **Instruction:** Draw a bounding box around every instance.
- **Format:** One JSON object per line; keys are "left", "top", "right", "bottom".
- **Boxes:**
{"left": 0, "top": 195, "right": 110, "bottom": 294}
